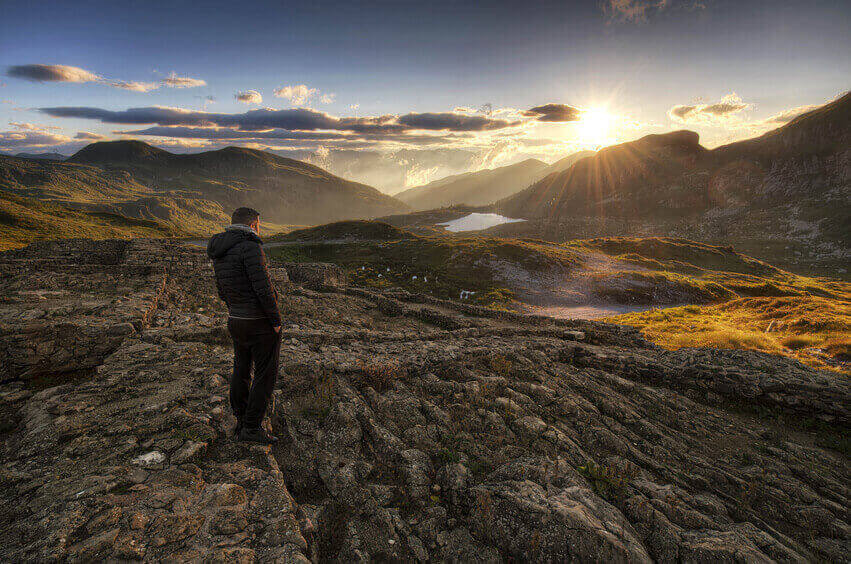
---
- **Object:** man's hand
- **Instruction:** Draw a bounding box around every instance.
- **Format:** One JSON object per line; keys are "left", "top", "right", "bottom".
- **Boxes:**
{"left": 272, "top": 325, "right": 281, "bottom": 334}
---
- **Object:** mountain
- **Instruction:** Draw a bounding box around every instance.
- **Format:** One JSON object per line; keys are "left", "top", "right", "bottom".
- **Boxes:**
{"left": 67, "top": 141, "right": 409, "bottom": 225}
{"left": 496, "top": 93, "right": 851, "bottom": 273}
{"left": 13, "top": 152, "right": 66, "bottom": 160}
{"left": 0, "top": 142, "right": 409, "bottom": 247}
{"left": 543, "top": 149, "right": 596, "bottom": 175}
{"left": 394, "top": 150, "right": 596, "bottom": 212}
{"left": 395, "top": 158, "right": 548, "bottom": 211}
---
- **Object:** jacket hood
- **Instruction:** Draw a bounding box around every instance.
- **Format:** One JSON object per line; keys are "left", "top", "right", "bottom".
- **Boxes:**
{"left": 207, "top": 226, "right": 262, "bottom": 259}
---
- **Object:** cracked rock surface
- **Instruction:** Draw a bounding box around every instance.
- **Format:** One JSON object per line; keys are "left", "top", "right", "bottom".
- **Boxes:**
{"left": 0, "top": 239, "right": 848, "bottom": 562}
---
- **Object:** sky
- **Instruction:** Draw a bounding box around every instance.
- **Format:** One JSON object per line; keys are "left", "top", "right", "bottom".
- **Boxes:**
{"left": 1, "top": 0, "right": 849, "bottom": 192}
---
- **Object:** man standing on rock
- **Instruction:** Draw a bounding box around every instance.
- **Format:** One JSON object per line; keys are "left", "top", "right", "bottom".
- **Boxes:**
{"left": 207, "top": 207, "right": 281, "bottom": 445}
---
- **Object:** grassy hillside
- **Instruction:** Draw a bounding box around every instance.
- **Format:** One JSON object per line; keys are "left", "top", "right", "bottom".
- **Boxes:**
{"left": 610, "top": 297, "right": 849, "bottom": 373}
{"left": 0, "top": 192, "right": 179, "bottom": 250}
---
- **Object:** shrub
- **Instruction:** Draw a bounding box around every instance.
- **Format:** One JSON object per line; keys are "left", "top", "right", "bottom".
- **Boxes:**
{"left": 780, "top": 334, "right": 820, "bottom": 350}
{"left": 577, "top": 461, "right": 638, "bottom": 501}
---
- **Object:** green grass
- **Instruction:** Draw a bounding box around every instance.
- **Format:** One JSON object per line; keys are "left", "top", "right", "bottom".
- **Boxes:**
{"left": 268, "top": 234, "right": 579, "bottom": 307}
{"left": 0, "top": 192, "right": 182, "bottom": 250}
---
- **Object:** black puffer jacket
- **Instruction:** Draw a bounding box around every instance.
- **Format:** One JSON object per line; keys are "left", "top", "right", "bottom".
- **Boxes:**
{"left": 207, "top": 226, "right": 281, "bottom": 326}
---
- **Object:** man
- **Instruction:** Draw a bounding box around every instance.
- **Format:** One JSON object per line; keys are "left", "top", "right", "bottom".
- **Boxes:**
{"left": 207, "top": 207, "right": 281, "bottom": 444}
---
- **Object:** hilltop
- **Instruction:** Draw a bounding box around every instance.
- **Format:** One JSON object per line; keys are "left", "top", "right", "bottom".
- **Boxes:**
{"left": 0, "top": 238, "right": 847, "bottom": 561}
{"left": 496, "top": 94, "right": 851, "bottom": 273}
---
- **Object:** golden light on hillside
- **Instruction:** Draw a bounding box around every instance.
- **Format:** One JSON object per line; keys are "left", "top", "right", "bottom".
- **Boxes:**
{"left": 578, "top": 107, "right": 613, "bottom": 147}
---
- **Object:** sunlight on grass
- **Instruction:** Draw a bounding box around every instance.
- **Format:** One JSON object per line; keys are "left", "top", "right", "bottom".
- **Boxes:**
{"left": 610, "top": 296, "right": 850, "bottom": 373}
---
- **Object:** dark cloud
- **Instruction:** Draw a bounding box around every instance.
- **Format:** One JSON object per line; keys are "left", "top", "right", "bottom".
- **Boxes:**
{"left": 235, "top": 90, "right": 262, "bottom": 104}
{"left": 39, "top": 105, "right": 519, "bottom": 134}
{"left": 523, "top": 103, "right": 582, "bottom": 122}
{"left": 397, "top": 112, "right": 518, "bottom": 131}
{"left": 7, "top": 64, "right": 100, "bottom": 83}
{"left": 113, "top": 126, "right": 466, "bottom": 148}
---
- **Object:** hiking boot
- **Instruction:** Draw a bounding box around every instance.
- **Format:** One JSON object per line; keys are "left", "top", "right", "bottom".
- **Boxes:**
{"left": 238, "top": 427, "right": 278, "bottom": 445}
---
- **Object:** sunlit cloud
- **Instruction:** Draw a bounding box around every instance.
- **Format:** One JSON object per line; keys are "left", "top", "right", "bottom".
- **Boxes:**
{"left": 6, "top": 64, "right": 206, "bottom": 93}
{"left": 7, "top": 64, "right": 101, "bottom": 83}
{"left": 74, "top": 131, "right": 109, "bottom": 140}
{"left": 161, "top": 72, "right": 206, "bottom": 88}
{"left": 274, "top": 84, "right": 319, "bottom": 105}
{"left": 762, "top": 104, "right": 820, "bottom": 125}
{"left": 235, "top": 90, "right": 263, "bottom": 104}
{"left": 10, "top": 121, "right": 59, "bottom": 131}
{"left": 668, "top": 93, "right": 751, "bottom": 124}
{"left": 110, "top": 80, "right": 159, "bottom": 92}
{"left": 320, "top": 93, "right": 336, "bottom": 104}
{"left": 0, "top": 122, "right": 75, "bottom": 151}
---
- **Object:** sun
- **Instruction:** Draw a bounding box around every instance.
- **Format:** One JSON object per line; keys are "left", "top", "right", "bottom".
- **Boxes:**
{"left": 578, "top": 107, "right": 613, "bottom": 147}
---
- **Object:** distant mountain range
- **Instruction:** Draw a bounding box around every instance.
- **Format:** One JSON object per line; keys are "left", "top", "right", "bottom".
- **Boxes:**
{"left": 396, "top": 151, "right": 594, "bottom": 211}
{"left": 0, "top": 141, "right": 410, "bottom": 247}
{"left": 14, "top": 152, "right": 66, "bottom": 161}
{"left": 494, "top": 92, "right": 851, "bottom": 272}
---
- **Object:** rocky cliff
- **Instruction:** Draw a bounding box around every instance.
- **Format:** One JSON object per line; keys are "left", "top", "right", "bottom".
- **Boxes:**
{"left": 0, "top": 239, "right": 847, "bottom": 561}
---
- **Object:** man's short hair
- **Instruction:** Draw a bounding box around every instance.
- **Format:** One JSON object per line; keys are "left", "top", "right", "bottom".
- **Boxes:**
{"left": 231, "top": 207, "right": 260, "bottom": 225}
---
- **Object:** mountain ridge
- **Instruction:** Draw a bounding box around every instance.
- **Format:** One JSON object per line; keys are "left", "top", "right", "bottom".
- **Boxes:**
{"left": 395, "top": 151, "right": 594, "bottom": 212}
{"left": 495, "top": 95, "right": 850, "bottom": 272}
{"left": 0, "top": 141, "right": 409, "bottom": 245}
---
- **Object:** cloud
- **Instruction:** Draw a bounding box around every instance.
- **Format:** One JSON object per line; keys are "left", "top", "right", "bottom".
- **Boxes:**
{"left": 235, "top": 90, "right": 263, "bottom": 105}
{"left": 523, "top": 103, "right": 582, "bottom": 122}
{"left": 10, "top": 121, "right": 59, "bottom": 131}
{"left": 668, "top": 93, "right": 751, "bottom": 124}
{"left": 274, "top": 84, "right": 318, "bottom": 105}
{"left": 397, "top": 112, "right": 519, "bottom": 131}
{"left": 74, "top": 131, "right": 109, "bottom": 140}
{"left": 161, "top": 72, "right": 206, "bottom": 88}
{"left": 762, "top": 104, "right": 820, "bottom": 125}
{"left": 38, "top": 105, "right": 520, "bottom": 135}
{"left": 320, "top": 93, "right": 336, "bottom": 104}
{"left": 7, "top": 64, "right": 101, "bottom": 83}
{"left": 601, "top": 0, "right": 704, "bottom": 24}
{"left": 111, "top": 80, "right": 160, "bottom": 92}
{"left": 0, "top": 123, "right": 75, "bottom": 151}
{"left": 6, "top": 63, "right": 206, "bottom": 93}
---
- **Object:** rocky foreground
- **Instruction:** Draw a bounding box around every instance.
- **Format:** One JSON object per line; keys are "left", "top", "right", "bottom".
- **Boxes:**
{"left": 0, "top": 239, "right": 848, "bottom": 562}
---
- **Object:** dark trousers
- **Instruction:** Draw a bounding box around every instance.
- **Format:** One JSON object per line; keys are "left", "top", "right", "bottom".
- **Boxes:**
{"left": 227, "top": 318, "right": 281, "bottom": 429}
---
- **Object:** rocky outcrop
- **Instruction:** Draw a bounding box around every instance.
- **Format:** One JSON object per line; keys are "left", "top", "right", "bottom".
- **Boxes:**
{"left": 0, "top": 239, "right": 848, "bottom": 562}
